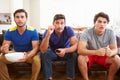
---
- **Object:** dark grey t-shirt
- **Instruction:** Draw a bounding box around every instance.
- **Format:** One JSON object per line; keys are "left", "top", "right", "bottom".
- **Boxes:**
{"left": 80, "top": 27, "right": 116, "bottom": 50}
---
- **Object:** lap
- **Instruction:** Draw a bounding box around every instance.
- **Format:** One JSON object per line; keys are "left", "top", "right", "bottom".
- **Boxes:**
{"left": 88, "top": 56, "right": 109, "bottom": 68}
{"left": 0, "top": 53, "right": 13, "bottom": 64}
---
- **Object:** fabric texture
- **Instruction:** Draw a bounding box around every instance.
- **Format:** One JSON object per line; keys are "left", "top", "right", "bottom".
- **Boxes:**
{"left": 4, "top": 26, "right": 39, "bottom": 52}
{"left": 43, "top": 26, "right": 75, "bottom": 51}
{"left": 80, "top": 27, "right": 116, "bottom": 50}
{"left": 41, "top": 26, "right": 77, "bottom": 80}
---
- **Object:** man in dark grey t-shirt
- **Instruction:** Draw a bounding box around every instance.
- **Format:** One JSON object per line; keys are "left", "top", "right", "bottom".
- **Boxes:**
{"left": 78, "top": 12, "right": 120, "bottom": 80}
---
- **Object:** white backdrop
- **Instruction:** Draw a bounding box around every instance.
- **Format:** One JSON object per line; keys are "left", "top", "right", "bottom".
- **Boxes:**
{"left": 40, "top": 0, "right": 120, "bottom": 31}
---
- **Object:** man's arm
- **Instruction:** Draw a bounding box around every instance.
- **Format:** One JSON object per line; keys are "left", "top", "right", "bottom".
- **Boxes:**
{"left": 77, "top": 41, "right": 106, "bottom": 56}
{"left": 26, "top": 41, "right": 39, "bottom": 58}
{"left": 1, "top": 40, "right": 11, "bottom": 54}
{"left": 18, "top": 40, "right": 39, "bottom": 62}
{"left": 40, "top": 32, "right": 50, "bottom": 53}
{"left": 65, "top": 36, "right": 78, "bottom": 53}
{"left": 56, "top": 36, "right": 78, "bottom": 57}
{"left": 105, "top": 44, "right": 117, "bottom": 57}
{"left": 40, "top": 26, "right": 54, "bottom": 53}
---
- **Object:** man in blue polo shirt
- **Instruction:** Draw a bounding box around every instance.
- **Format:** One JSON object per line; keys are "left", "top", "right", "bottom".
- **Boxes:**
{"left": 0, "top": 9, "right": 40, "bottom": 80}
{"left": 40, "top": 14, "right": 78, "bottom": 80}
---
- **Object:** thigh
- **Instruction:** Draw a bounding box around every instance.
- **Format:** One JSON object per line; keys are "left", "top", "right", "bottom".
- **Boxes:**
{"left": 88, "top": 56, "right": 95, "bottom": 68}
{"left": 0, "top": 53, "right": 13, "bottom": 64}
{"left": 63, "top": 52, "right": 77, "bottom": 60}
{"left": 96, "top": 56, "right": 109, "bottom": 68}
{"left": 41, "top": 49, "right": 58, "bottom": 60}
{"left": 78, "top": 55, "right": 89, "bottom": 63}
{"left": 26, "top": 54, "right": 40, "bottom": 63}
{"left": 106, "top": 55, "right": 120, "bottom": 64}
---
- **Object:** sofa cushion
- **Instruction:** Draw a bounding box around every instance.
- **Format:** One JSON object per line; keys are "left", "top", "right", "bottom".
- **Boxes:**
{"left": 8, "top": 62, "right": 32, "bottom": 74}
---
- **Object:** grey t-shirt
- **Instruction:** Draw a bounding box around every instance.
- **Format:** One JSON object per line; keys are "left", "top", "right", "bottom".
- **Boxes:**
{"left": 80, "top": 27, "right": 116, "bottom": 50}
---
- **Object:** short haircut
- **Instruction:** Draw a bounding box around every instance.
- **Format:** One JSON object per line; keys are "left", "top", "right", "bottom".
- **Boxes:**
{"left": 94, "top": 12, "right": 110, "bottom": 23}
{"left": 14, "top": 9, "right": 28, "bottom": 18}
{"left": 53, "top": 14, "right": 66, "bottom": 23}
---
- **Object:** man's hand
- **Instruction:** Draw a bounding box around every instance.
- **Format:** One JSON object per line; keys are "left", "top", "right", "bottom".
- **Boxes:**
{"left": 105, "top": 47, "right": 113, "bottom": 57}
{"left": 47, "top": 25, "right": 55, "bottom": 35}
{"left": 56, "top": 48, "right": 66, "bottom": 57}
{"left": 1, "top": 44, "right": 9, "bottom": 54}
{"left": 96, "top": 48, "right": 106, "bottom": 56}
{"left": 17, "top": 52, "right": 29, "bottom": 62}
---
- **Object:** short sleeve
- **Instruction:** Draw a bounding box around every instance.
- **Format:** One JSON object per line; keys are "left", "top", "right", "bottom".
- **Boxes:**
{"left": 32, "top": 29, "right": 39, "bottom": 40}
{"left": 42, "top": 30, "right": 47, "bottom": 39}
{"left": 80, "top": 30, "right": 88, "bottom": 42}
{"left": 4, "top": 30, "right": 11, "bottom": 41}
{"left": 66, "top": 27, "right": 75, "bottom": 38}
{"left": 109, "top": 30, "right": 116, "bottom": 44}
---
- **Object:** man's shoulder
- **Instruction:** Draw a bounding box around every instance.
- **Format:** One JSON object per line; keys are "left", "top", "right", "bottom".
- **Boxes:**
{"left": 83, "top": 27, "right": 93, "bottom": 34}
{"left": 105, "top": 28, "right": 113, "bottom": 32}
{"left": 9, "top": 26, "right": 17, "bottom": 32}
{"left": 8, "top": 26, "right": 35, "bottom": 32}
{"left": 64, "top": 26, "right": 74, "bottom": 33}
{"left": 27, "top": 26, "right": 35, "bottom": 31}
{"left": 65, "top": 26, "right": 72, "bottom": 29}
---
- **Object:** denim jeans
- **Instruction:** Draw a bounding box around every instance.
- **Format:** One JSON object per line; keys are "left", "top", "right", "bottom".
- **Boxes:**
{"left": 41, "top": 49, "right": 77, "bottom": 80}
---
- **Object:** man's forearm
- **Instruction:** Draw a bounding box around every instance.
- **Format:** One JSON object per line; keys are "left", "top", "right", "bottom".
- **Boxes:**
{"left": 111, "top": 49, "right": 118, "bottom": 56}
{"left": 27, "top": 48, "right": 38, "bottom": 58}
{"left": 40, "top": 34, "right": 50, "bottom": 53}
{"left": 65, "top": 43, "right": 77, "bottom": 53}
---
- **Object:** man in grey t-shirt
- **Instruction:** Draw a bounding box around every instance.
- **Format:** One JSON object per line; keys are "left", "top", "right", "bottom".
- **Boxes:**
{"left": 78, "top": 12, "right": 120, "bottom": 80}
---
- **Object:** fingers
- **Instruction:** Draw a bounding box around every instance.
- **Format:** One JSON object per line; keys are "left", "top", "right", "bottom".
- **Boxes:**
{"left": 47, "top": 25, "right": 55, "bottom": 35}
{"left": 48, "top": 25, "right": 55, "bottom": 31}
{"left": 105, "top": 48, "right": 112, "bottom": 57}
{"left": 56, "top": 52, "right": 65, "bottom": 57}
{"left": 97, "top": 48, "right": 106, "bottom": 56}
{"left": 1, "top": 44, "right": 9, "bottom": 53}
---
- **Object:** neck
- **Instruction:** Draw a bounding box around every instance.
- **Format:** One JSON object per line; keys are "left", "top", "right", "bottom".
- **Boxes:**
{"left": 17, "top": 25, "right": 26, "bottom": 35}
{"left": 95, "top": 30, "right": 103, "bottom": 35}
{"left": 94, "top": 27, "right": 104, "bottom": 35}
{"left": 55, "top": 31, "right": 62, "bottom": 37}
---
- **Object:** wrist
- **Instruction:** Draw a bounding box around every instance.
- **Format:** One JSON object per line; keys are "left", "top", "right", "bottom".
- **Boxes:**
{"left": 45, "top": 33, "right": 50, "bottom": 39}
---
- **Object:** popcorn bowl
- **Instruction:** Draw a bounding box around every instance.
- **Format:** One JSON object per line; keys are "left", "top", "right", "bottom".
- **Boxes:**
{"left": 5, "top": 52, "right": 24, "bottom": 62}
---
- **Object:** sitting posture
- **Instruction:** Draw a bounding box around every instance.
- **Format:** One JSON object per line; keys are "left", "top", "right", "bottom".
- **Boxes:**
{"left": 77, "top": 12, "right": 120, "bottom": 80}
{"left": 40, "top": 14, "right": 78, "bottom": 80}
{"left": 0, "top": 9, "right": 41, "bottom": 80}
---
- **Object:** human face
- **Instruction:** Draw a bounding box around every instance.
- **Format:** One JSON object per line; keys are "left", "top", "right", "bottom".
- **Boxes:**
{"left": 53, "top": 19, "right": 65, "bottom": 34}
{"left": 94, "top": 17, "right": 108, "bottom": 35}
{"left": 14, "top": 12, "right": 27, "bottom": 27}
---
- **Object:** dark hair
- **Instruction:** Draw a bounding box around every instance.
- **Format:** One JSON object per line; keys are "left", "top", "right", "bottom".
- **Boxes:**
{"left": 53, "top": 14, "right": 66, "bottom": 23}
{"left": 14, "top": 9, "right": 28, "bottom": 18}
{"left": 94, "top": 12, "right": 110, "bottom": 23}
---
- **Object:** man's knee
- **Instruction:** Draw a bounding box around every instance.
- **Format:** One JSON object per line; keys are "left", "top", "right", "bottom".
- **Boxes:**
{"left": 107, "top": 55, "right": 120, "bottom": 67}
{"left": 78, "top": 55, "right": 88, "bottom": 64}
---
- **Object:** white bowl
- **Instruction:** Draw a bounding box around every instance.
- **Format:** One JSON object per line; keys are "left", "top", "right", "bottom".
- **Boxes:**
{"left": 5, "top": 52, "right": 24, "bottom": 62}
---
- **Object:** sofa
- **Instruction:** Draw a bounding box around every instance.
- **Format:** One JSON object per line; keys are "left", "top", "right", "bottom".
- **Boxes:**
{"left": 0, "top": 30, "right": 120, "bottom": 77}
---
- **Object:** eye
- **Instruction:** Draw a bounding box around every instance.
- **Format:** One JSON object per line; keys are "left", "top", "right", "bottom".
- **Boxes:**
{"left": 56, "top": 22, "right": 59, "bottom": 24}
{"left": 61, "top": 22, "right": 64, "bottom": 25}
{"left": 15, "top": 16, "right": 19, "bottom": 19}
{"left": 103, "top": 21, "right": 107, "bottom": 24}
{"left": 21, "top": 16, "right": 25, "bottom": 19}
{"left": 98, "top": 20, "right": 102, "bottom": 23}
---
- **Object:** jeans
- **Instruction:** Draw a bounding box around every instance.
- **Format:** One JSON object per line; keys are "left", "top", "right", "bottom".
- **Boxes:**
{"left": 41, "top": 49, "right": 77, "bottom": 80}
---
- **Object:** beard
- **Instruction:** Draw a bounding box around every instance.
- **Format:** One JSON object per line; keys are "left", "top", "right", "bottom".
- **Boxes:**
{"left": 16, "top": 23, "right": 26, "bottom": 27}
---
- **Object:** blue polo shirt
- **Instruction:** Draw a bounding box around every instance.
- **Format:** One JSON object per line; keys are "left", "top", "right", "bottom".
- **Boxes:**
{"left": 43, "top": 26, "right": 75, "bottom": 51}
{"left": 4, "top": 26, "right": 39, "bottom": 52}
